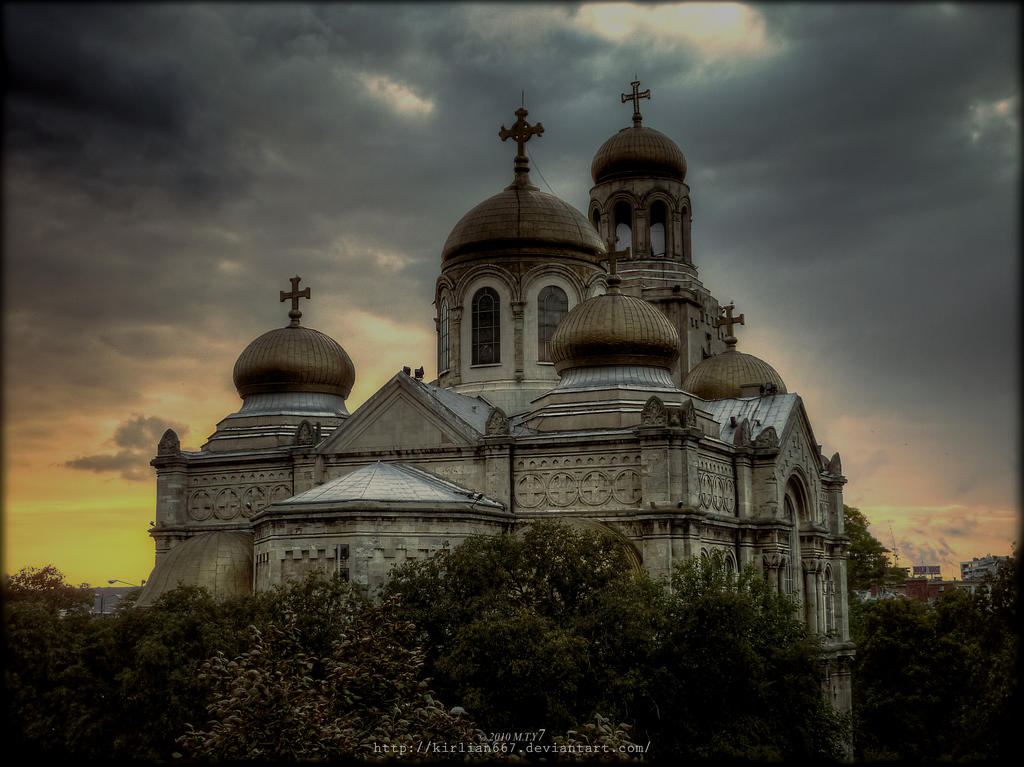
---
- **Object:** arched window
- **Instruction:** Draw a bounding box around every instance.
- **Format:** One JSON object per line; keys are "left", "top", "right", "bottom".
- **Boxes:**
{"left": 650, "top": 201, "right": 667, "bottom": 257}
{"left": 438, "top": 298, "right": 450, "bottom": 373}
{"left": 614, "top": 201, "right": 632, "bottom": 253}
{"left": 592, "top": 208, "right": 601, "bottom": 231}
{"left": 783, "top": 495, "right": 798, "bottom": 595}
{"left": 680, "top": 205, "right": 689, "bottom": 262}
{"left": 823, "top": 565, "right": 836, "bottom": 634}
{"left": 537, "top": 285, "right": 568, "bottom": 363}
{"left": 471, "top": 287, "right": 500, "bottom": 365}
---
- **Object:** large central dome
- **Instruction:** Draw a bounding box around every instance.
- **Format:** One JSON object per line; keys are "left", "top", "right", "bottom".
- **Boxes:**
{"left": 442, "top": 183, "right": 605, "bottom": 262}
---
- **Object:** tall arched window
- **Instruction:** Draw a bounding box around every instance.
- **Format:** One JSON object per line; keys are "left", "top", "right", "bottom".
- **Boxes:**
{"left": 823, "top": 565, "right": 836, "bottom": 634}
{"left": 537, "top": 285, "right": 568, "bottom": 363}
{"left": 783, "top": 495, "right": 798, "bottom": 594}
{"left": 614, "top": 201, "right": 632, "bottom": 253}
{"left": 471, "top": 287, "right": 500, "bottom": 365}
{"left": 438, "top": 298, "right": 450, "bottom": 373}
{"left": 650, "top": 201, "right": 667, "bottom": 257}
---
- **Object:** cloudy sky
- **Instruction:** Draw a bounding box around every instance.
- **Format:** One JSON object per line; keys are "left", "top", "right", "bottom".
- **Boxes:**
{"left": 3, "top": 2, "right": 1018, "bottom": 586}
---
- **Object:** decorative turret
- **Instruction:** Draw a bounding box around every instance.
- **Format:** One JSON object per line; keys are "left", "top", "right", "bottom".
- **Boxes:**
{"left": 588, "top": 79, "right": 726, "bottom": 385}
{"left": 203, "top": 277, "right": 355, "bottom": 451}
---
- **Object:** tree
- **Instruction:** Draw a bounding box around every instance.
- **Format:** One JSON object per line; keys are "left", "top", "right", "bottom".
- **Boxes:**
{"left": 640, "top": 553, "right": 848, "bottom": 760}
{"left": 842, "top": 506, "right": 891, "bottom": 594}
{"left": 177, "top": 599, "right": 489, "bottom": 760}
{"left": 4, "top": 564, "right": 93, "bottom": 613}
{"left": 853, "top": 553, "right": 1018, "bottom": 761}
{"left": 385, "top": 522, "right": 848, "bottom": 760}
{"left": 383, "top": 521, "right": 662, "bottom": 734}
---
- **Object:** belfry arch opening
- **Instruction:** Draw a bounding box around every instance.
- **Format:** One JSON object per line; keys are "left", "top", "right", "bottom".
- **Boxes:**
{"left": 613, "top": 201, "right": 632, "bottom": 253}
{"left": 650, "top": 200, "right": 667, "bottom": 257}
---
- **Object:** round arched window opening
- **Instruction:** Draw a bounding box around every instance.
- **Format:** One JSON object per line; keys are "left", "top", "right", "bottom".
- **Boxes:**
{"left": 472, "top": 287, "right": 500, "bottom": 365}
{"left": 537, "top": 285, "right": 568, "bottom": 363}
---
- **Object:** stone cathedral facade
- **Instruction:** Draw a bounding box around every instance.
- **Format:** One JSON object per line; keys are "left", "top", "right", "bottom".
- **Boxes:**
{"left": 140, "top": 83, "right": 854, "bottom": 712}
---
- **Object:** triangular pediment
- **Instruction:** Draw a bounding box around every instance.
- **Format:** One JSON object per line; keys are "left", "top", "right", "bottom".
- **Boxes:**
{"left": 320, "top": 373, "right": 484, "bottom": 455}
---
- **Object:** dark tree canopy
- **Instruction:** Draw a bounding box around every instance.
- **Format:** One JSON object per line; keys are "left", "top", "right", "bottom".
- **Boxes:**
{"left": 853, "top": 554, "right": 1018, "bottom": 762}
{"left": 384, "top": 522, "right": 848, "bottom": 760}
{"left": 843, "top": 506, "right": 892, "bottom": 593}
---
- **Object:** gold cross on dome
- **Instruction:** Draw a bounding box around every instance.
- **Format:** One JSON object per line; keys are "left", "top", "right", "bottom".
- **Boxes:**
{"left": 605, "top": 238, "right": 631, "bottom": 276}
{"left": 280, "top": 275, "right": 311, "bottom": 326}
{"left": 715, "top": 303, "right": 745, "bottom": 339}
{"left": 621, "top": 79, "right": 651, "bottom": 126}
{"left": 499, "top": 107, "right": 544, "bottom": 158}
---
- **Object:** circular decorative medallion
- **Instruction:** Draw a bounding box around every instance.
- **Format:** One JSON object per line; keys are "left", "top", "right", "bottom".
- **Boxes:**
{"left": 515, "top": 474, "right": 546, "bottom": 508}
{"left": 698, "top": 473, "right": 713, "bottom": 509}
{"left": 214, "top": 488, "right": 241, "bottom": 520}
{"left": 579, "top": 471, "right": 611, "bottom": 506}
{"left": 612, "top": 469, "right": 641, "bottom": 505}
{"left": 241, "top": 486, "right": 267, "bottom": 517}
{"left": 546, "top": 472, "right": 578, "bottom": 506}
{"left": 712, "top": 475, "right": 725, "bottom": 510}
{"left": 188, "top": 490, "right": 213, "bottom": 521}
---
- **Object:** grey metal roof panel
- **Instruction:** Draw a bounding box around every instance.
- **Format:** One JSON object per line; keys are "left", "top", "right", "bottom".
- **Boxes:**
{"left": 698, "top": 393, "right": 798, "bottom": 443}
{"left": 414, "top": 379, "right": 492, "bottom": 433}
{"left": 278, "top": 462, "right": 503, "bottom": 508}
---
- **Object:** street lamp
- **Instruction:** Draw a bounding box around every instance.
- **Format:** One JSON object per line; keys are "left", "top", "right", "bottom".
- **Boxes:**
{"left": 107, "top": 579, "right": 145, "bottom": 587}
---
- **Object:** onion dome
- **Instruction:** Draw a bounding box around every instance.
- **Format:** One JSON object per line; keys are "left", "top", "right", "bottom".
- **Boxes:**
{"left": 550, "top": 271, "right": 680, "bottom": 375}
{"left": 232, "top": 276, "right": 355, "bottom": 400}
{"left": 442, "top": 106, "right": 605, "bottom": 262}
{"left": 137, "top": 531, "right": 253, "bottom": 607}
{"left": 591, "top": 79, "right": 686, "bottom": 184}
{"left": 592, "top": 126, "right": 687, "bottom": 184}
{"left": 682, "top": 305, "right": 786, "bottom": 399}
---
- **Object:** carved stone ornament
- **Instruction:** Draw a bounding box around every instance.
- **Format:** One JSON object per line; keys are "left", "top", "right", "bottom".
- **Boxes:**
{"left": 295, "top": 420, "right": 316, "bottom": 446}
{"left": 640, "top": 396, "right": 667, "bottom": 426}
{"left": 681, "top": 398, "right": 697, "bottom": 428}
{"left": 828, "top": 452, "right": 843, "bottom": 475}
{"left": 157, "top": 428, "right": 180, "bottom": 456}
{"left": 485, "top": 406, "right": 510, "bottom": 436}
{"left": 763, "top": 552, "right": 782, "bottom": 570}
{"left": 733, "top": 417, "right": 751, "bottom": 446}
{"left": 667, "top": 407, "right": 681, "bottom": 427}
{"left": 802, "top": 557, "right": 824, "bottom": 574}
{"left": 754, "top": 426, "right": 779, "bottom": 449}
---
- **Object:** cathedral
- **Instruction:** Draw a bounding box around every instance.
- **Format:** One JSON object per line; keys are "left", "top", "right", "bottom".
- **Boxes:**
{"left": 139, "top": 82, "right": 854, "bottom": 711}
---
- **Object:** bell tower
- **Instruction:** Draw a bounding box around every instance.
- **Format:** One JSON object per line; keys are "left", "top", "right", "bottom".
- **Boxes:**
{"left": 589, "top": 80, "right": 727, "bottom": 385}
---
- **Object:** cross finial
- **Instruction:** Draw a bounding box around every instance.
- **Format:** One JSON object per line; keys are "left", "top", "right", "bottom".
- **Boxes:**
{"left": 499, "top": 106, "right": 544, "bottom": 183}
{"left": 621, "top": 79, "right": 651, "bottom": 127}
{"left": 280, "top": 275, "right": 311, "bottom": 327}
{"left": 715, "top": 303, "right": 745, "bottom": 346}
{"left": 604, "top": 237, "right": 631, "bottom": 293}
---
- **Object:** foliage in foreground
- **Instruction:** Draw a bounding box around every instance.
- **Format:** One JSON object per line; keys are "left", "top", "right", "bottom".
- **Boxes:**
{"left": 178, "top": 600, "right": 484, "bottom": 760}
{"left": 384, "top": 521, "right": 848, "bottom": 761}
{"left": 852, "top": 553, "right": 1018, "bottom": 762}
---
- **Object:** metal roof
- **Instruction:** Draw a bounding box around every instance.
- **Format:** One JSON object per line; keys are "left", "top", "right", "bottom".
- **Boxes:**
{"left": 277, "top": 461, "right": 503, "bottom": 509}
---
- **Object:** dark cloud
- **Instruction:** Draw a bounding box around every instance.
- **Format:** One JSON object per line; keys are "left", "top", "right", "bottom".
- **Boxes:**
{"left": 113, "top": 415, "right": 189, "bottom": 451}
{"left": 4, "top": 3, "right": 1019, "bottom": 518}
{"left": 64, "top": 451, "right": 150, "bottom": 482}
{"left": 64, "top": 416, "right": 189, "bottom": 481}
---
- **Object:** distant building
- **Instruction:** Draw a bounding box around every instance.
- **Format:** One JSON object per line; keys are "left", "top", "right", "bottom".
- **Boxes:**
{"left": 91, "top": 586, "right": 138, "bottom": 615}
{"left": 960, "top": 554, "right": 1010, "bottom": 581}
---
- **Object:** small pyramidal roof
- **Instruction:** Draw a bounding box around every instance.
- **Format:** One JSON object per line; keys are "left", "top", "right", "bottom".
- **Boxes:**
{"left": 276, "top": 462, "right": 504, "bottom": 509}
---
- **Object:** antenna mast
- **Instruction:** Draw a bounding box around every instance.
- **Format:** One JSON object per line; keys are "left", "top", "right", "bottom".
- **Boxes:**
{"left": 888, "top": 524, "right": 900, "bottom": 568}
